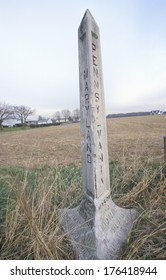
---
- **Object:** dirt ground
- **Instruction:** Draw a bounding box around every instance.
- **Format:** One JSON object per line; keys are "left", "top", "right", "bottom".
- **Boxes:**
{"left": 0, "top": 115, "right": 166, "bottom": 168}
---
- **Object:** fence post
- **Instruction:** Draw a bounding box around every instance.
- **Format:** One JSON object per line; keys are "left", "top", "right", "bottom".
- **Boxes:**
{"left": 164, "top": 136, "right": 166, "bottom": 174}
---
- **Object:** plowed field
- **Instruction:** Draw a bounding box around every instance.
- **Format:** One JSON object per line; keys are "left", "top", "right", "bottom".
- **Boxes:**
{"left": 0, "top": 115, "right": 165, "bottom": 167}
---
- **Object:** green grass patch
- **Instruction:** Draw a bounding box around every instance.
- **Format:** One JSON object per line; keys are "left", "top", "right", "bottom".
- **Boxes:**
{"left": 0, "top": 126, "right": 30, "bottom": 133}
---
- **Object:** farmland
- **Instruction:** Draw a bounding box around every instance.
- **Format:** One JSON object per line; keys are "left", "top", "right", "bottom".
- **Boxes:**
{"left": 0, "top": 115, "right": 166, "bottom": 168}
{"left": 0, "top": 115, "right": 166, "bottom": 260}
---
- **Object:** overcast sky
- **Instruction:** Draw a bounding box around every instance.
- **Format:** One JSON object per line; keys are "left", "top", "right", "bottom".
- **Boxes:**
{"left": 0, "top": 0, "right": 166, "bottom": 116}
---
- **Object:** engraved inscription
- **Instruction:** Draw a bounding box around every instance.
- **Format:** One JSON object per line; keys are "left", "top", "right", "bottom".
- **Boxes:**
{"left": 91, "top": 36, "right": 105, "bottom": 195}
{"left": 83, "top": 67, "right": 92, "bottom": 164}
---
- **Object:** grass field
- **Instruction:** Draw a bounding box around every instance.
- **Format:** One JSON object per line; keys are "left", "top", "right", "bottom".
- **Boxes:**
{"left": 0, "top": 115, "right": 166, "bottom": 167}
{"left": 0, "top": 115, "right": 166, "bottom": 259}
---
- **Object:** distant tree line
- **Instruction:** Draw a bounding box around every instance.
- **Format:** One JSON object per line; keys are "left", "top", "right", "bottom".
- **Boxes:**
{"left": 52, "top": 108, "right": 80, "bottom": 123}
{"left": 30, "top": 109, "right": 80, "bottom": 128}
{"left": 107, "top": 110, "right": 166, "bottom": 119}
{"left": 0, "top": 102, "right": 80, "bottom": 127}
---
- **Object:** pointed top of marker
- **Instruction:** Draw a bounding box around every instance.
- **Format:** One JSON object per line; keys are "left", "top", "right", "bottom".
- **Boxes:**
{"left": 82, "top": 9, "right": 97, "bottom": 23}
{"left": 82, "top": 9, "right": 94, "bottom": 21}
{"left": 78, "top": 9, "right": 99, "bottom": 33}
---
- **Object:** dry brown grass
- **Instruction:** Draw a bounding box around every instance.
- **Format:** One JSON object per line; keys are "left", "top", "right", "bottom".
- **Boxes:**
{"left": 0, "top": 165, "right": 81, "bottom": 259}
{"left": 110, "top": 157, "right": 166, "bottom": 259}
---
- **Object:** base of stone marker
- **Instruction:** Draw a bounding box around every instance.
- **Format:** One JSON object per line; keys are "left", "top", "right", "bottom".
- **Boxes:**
{"left": 58, "top": 198, "right": 137, "bottom": 259}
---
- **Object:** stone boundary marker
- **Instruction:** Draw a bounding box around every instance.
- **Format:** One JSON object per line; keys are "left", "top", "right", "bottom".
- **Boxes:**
{"left": 58, "top": 9, "right": 137, "bottom": 259}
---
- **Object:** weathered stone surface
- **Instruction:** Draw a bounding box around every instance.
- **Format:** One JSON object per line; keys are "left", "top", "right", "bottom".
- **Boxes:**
{"left": 58, "top": 9, "right": 137, "bottom": 260}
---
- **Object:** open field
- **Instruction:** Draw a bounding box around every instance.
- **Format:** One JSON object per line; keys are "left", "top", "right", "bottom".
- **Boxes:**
{"left": 0, "top": 115, "right": 166, "bottom": 167}
{"left": 0, "top": 115, "right": 166, "bottom": 259}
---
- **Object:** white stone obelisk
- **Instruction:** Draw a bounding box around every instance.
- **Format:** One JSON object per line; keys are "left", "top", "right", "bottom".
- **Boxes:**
{"left": 58, "top": 9, "right": 137, "bottom": 259}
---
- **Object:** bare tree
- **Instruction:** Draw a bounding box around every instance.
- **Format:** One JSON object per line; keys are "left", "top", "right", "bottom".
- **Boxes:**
{"left": 52, "top": 111, "right": 61, "bottom": 123}
{"left": 38, "top": 115, "right": 43, "bottom": 121}
{"left": 14, "top": 105, "right": 35, "bottom": 125}
{"left": 72, "top": 108, "right": 80, "bottom": 122}
{"left": 61, "top": 109, "right": 70, "bottom": 122}
{"left": 0, "top": 102, "right": 14, "bottom": 127}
